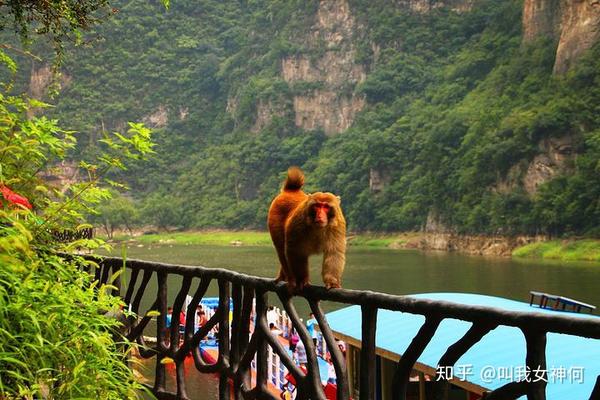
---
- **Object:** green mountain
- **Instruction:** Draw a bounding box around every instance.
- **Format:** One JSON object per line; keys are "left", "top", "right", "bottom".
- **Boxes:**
{"left": 19, "top": 0, "right": 600, "bottom": 235}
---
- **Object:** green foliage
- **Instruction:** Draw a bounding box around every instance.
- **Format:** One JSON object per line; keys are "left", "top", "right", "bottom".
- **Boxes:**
{"left": 0, "top": 222, "right": 142, "bottom": 398}
{"left": 309, "top": 1, "right": 600, "bottom": 235}
{"left": 358, "top": 51, "right": 432, "bottom": 102}
{"left": 140, "top": 192, "right": 182, "bottom": 231}
{"left": 92, "top": 193, "right": 139, "bottom": 238}
{"left": 0, "top": 45, "right": 155, "bottom": 396}
{"left": 169, "top": 129, "right": 324, "bottom": 229}
{"left": 0, "top": 0, "right": 113, "bottom": 69}
{"left": 513, "top": 240, "right": 600, "bottom": 262}
{"left": 134, "top": 231, "right": 273, "bottom": 246}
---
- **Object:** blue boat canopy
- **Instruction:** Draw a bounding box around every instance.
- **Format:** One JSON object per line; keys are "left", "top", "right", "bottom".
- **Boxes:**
{"left": 324, "top": 292, "right": 600, "bottom": 399}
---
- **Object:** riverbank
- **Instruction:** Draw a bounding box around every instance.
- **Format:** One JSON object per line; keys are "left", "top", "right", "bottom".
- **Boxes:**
{"left": 103, "top": 230, "right": 600, "bottom": 263}
{"left": 104, "top": 231, "right": 424, "bottom": 249}
{"left": 512, "top": 239, "right": 600, "bottom": 262}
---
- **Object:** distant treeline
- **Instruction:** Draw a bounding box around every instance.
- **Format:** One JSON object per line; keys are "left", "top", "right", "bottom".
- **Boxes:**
{"left": 14, "top": 0, "right": 599, "bottom": 237}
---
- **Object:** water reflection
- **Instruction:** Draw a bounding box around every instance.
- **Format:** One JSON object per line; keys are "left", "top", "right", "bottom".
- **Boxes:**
{"left": 135, "top": 355, "right": 220, "bottom": 399}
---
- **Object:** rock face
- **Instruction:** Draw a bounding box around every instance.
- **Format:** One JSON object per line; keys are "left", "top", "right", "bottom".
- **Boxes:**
{"left": 522, "top": 135, "right": 576, "bottom": 194}
{"left": 292, "top": 92, "right": 365, "bottom": 135}
{"left": 29, "top": 65, "right": 53, "bottom": 100}
{"left": 369, "top": 168, "right": 391, "bottom": 193}
{"left": 412, "top": 233, "right": 545, "bottom": 257}
{"left": 495, "top": 135, "right": 576, "bottom": 195}
{"left": 280, "top": 0, "right": 366, "bottom": 135}
{"left": 28, "top": 64, "right": 71, "bottom": 99}
{"left": 522, "top": 0, "right": 562, "bottom": 42}
{"left": 397, "top": 0, "right": 474, "bottom": 13}
{"left": 28, "top": 63, "right": 71, "bottom": 117}
{"left": 39, "top": 161, "right": 80, "bottom": 193}
{"left": 251, "top": 100, "right": 290, "bottom": 133}
{"left": 424, "top": 210, "right": 450, "bottom": 233}
{"left": 142, "top": 105, "right": 168, "bottom": 128}
{"left": 252, "top": 100, "right": 275, "bottom": 133}
{"left": 522, "top": 0, "right": 600, "bottom": 74}
{"left": 554, "top": 0, "right": 600, "bottom": 74}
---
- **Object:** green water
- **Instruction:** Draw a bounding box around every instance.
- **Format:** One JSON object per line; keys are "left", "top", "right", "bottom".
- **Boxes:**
{"left": 117, "top": 243, "right": 600, "bottom": 307}
{"left": 117, "top": 244, "right": 599, "bottom": 399}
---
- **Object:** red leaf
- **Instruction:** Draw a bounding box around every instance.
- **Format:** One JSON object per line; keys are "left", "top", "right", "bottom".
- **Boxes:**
{"left": 1, "top": 185, "right": 32, "bottom": 209}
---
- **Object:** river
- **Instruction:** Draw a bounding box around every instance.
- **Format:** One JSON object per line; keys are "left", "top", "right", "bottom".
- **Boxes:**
{"left": 116, "top": 243, "right": 600, "bottom": 398}
{"left": 118, "top": 243, "right": 600, "bottom": 307}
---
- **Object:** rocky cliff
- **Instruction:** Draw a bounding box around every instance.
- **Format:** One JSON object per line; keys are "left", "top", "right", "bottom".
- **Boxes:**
{"left": 274, "top": 0, "right": 481, "bottom": 135}
{"left": 522, "top": 0, "right": 600, "bottom": 74}
{"left": 397, "top": 0, "right": 474, "bottom": 13}
{"left": 29, "top": 64, "right": 53, "bottom": 100}
{"left": 495, "top": 134, "right": 576, "bottom": 195}
{"left": 554, "top": 0, "right": 600, "bottom": 74}
{"left": 404, "top": 232, "right": 546, "bottom": 257}
{"left": 280, "top": 0, "right": 366, "bottom": 135}
{"left": 522, "top": 135, "right": 576, "bottom": 194}
{"left": 522, "top": 0, "right": 562, "bottom": 42}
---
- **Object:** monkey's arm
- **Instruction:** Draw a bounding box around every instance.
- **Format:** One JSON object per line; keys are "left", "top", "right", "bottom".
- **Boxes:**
{"left": 322, "top": 238, "right": 346, "bottom": 289}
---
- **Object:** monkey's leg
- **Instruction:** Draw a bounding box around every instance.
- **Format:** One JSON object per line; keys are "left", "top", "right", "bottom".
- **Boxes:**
{"left": 270, "top": 228, "right": 289, "bottom": 282}
{"left": 274, "top": 249, "right": 289, "bottom": 282}
{"left": 275, "top": 267, "right": 287, "bottom": 282}
{"left": 286, "top": 250, "right": 309, "bottom": 294}
{"left": 322, "top": 249, "right": 345, "bottom": 289}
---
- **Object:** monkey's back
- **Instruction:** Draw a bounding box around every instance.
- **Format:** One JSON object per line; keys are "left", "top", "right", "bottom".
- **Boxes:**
{"left": 267, "top": 189, "right": 307, "bottom": 235}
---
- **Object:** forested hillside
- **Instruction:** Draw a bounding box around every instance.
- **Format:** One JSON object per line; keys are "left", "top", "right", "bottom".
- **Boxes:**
{"left": 15, "top": 0, "right": 600, "bottom": 235}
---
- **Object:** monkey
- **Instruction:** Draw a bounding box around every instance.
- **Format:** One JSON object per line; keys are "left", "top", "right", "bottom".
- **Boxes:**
{"left": 267, "top": 167, "right": 346, "bottom": 293}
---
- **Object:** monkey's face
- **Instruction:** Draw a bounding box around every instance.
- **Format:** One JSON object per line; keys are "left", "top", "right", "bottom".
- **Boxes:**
{"left": 307, "top": 193, "right": 339, "bottom": 227}
{"left": 312, "top": 202, "right": 331, "bottom": 227}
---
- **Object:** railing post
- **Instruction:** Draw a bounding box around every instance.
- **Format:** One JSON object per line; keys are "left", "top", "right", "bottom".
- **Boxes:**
{"left": 360, "top": 306, "right": 377, "bottom": 400}
{"left": 255, "top": 289, "right": 269, "bottom": 394}
{"left": 218, "top": 279, "right": 231, "bottom": 400}
{"left": 111, "top": 260, "right": 123, "bottom": 297}
{"left": 590, "top": 375, "right": 600, "bottom": 400}
{"left": 433, "top": 322, "right": 497, "bottom": 400}
{"left": 230, "top": 282, "right": 243, "bottom": 399}
{"left": 154, "top": 271, "right": 167, "bottom": 393}
{"left": 525, "top": 329, "right": 547, "bottom": 400}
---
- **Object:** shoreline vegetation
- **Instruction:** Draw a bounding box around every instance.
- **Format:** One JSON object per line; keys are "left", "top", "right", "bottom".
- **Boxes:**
{"left": 102, "top": 230, "right": 600, "bottom": 263}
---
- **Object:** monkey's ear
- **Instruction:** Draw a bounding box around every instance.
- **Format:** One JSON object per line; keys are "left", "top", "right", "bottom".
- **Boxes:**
{"left": 336, "top": 195, "right": 341, "bottom": 202}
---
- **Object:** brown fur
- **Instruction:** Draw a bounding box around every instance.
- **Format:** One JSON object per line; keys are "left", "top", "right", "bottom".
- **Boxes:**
{"left": 267, "top": 167, "right": 346, "bottom": 292}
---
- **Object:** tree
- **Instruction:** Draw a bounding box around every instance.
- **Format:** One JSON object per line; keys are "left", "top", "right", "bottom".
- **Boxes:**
{"left": 141, "top": 193, "right": 181, "bottom": 231}
{"left": 1, "top": 0, "right": 168, "bottom": 66}
{"left": 93, "top": 193, "right": 139, "bottom": 238}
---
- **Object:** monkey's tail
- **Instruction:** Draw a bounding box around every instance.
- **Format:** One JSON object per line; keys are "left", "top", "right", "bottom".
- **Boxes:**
{"left": 283, "top": 166, "right": 305, "bottom": 191}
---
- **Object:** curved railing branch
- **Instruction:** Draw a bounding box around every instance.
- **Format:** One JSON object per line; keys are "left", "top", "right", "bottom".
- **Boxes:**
{"left": 169, "top": 276, "right": 192, "bottom": 353}
{"left": 433, "top": 322, "right": 498, "bottom": 399}
{"left": 309, "top": 300, "right": 349, "bottom": 400}
{"left": 392, "top": 316, "right": 442, "bottom": 400}
{"left": 277, "top": 290, "right": 325, "bottom": 400}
